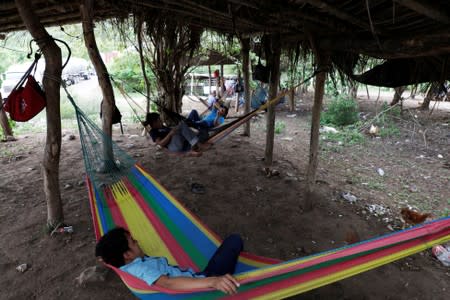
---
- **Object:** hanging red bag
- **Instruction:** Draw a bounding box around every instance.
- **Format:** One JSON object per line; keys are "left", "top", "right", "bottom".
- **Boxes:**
{"left": 4, "top": 75, "right": 46, "bottom": 122}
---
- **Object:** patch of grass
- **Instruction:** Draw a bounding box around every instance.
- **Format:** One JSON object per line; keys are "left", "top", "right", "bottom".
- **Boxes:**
{"left": 321, "top": 127, "right": 365, "bottom": 146}
{"left": 365, "top": 180, "right": 385, "bottom": 190}
{"left": 275, "top": 121, "right": 286, "bottom": 134}
{"left": 442, "top": 208, "right": 450, "bottom": 218}
{"left": 372, "top": 103, "right": 401, "bottom": 138}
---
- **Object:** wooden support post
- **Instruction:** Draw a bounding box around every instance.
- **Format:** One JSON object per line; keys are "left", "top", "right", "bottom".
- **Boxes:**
{"left": 15, "top": 0, "right": 64, "bottom": 228}
{"left": 305, "top": 51, "right": 329, "bottom": 211}
{"left": 0, "top": 91, "right": 14, "bottom": 139}
{"left": 136, "top": 16, "right": 151, "bottom": 113}
{"left": 240, "top": 37, "right": 251, "bottom": 136}
{"left": 235, "top": 69, "right": 241, "bottom": 113}
{"left": 264, "top": 34, "right": 281, "bottom": 168}
{"left": 80, "top": 0, "right": 115, "bottom": 160}
{"left": 208, "top": 65, "right": 212, "bottom": 95}
{"left": 289, "top": 88, "right": 295, "bottom": 112}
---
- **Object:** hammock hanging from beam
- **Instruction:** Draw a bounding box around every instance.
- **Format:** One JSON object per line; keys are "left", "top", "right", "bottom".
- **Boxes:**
{"left": 65, "top": 86, "right": 450, "bottom": 299}
{"left": 111, "top": 70, "right": 320, "bottom": 146}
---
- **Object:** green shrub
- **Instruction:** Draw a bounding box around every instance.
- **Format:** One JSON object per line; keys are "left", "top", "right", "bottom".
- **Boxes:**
{"left": 321, "top": 96, "right": 359, "bottom": 126}
{"left": 275, "top": 121, "right": 286, "bottom": 134}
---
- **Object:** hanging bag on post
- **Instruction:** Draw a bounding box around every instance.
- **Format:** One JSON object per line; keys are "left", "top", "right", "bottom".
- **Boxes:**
{"left": 3, "top": 53, "right": 46, "bottom": 122}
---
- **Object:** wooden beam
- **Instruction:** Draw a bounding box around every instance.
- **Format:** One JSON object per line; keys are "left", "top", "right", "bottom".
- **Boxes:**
{"left": 240, "top": 37, "right": 251, "bottom": 136}
{"left": 81, "top": 0, "right": 115, "bottom": 153}
{"left": 264, "top": 34, "right": 281, "bottom": 168}
{"left": 15, "top": 0, "right": 64, "bottom": 227}
{"left": 305, "top": 33, "right": 330, "bottom": 211}
{"left": 298, "top": 0, "right": 375, "bottom": 32}
{"left": 394, "top": 0, "right": 450, "bottom": 24}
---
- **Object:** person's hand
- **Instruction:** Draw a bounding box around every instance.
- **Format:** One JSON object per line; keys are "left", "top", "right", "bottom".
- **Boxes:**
{"left": 209, "top": 274, "right": 240, "bottom": 295}
{"left": 169, "top": 127, "right": 178, "bottom": 136}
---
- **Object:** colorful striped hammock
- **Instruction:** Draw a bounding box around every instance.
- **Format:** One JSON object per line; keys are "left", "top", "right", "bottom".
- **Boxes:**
{"left": 87, "top": 164, "right": 450, "bottom": 299}
{"left": 64, "top": 85, "right": 450, "bottom": 299}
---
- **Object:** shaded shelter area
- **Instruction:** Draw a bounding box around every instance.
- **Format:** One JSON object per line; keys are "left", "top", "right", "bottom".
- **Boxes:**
{"left": 1, "top": 1, "right": 450, "bottom": 299}
{"left": 1, "top": 1, "right": 449, "bottom": 63}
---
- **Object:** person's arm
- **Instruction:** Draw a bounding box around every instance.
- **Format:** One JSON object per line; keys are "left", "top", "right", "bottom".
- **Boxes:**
{"left": 155, "top": 274, "right": 239, "bottom": 295}
{"left": 213, "top": 114, "right": 222, "bottom": 127}
{"left": 154, "top": 128, "right": 177, "bottom": 147}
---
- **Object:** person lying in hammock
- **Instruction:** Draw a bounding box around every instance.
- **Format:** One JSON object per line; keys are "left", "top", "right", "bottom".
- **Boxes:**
{"left": 187, "top": 105, "right": 229, "bottom": 129}
{"left": 143, "top": 112, "right": 210, "bottom": 156}
{"left": 95, "top": 227, "right": 242, "bottom": 295}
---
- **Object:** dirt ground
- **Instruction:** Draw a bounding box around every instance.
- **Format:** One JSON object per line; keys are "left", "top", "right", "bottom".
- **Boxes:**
{"left": 1, "top": 92, "right": 449, "bottom": 300}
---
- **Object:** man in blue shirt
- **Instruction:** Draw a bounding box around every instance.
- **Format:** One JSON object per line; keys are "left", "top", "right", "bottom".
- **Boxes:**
{"left": 95, "top": 227, "right": 242, "bottom": 295}
{"left": 187, "top": 105, "right": 228, "bottom": 129}
{"left": 144, "top": 112, "right": 209, "bottom": 156}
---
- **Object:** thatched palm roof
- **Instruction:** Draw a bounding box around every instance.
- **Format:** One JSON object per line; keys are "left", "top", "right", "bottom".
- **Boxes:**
{"left": 1, "top": 1, "right": 449, "bottom": 85}
{"left": 1, "top": 1, "right": 449, "bottom": 59}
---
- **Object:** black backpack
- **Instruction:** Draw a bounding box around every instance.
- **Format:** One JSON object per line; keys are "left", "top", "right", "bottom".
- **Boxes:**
{"left": 253, "top": 59, "right": 270, "bottom": 83}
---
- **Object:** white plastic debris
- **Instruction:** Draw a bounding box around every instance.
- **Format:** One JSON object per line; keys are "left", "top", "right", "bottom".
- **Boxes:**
{"left": 16, "top": 263, "right": 28, "bottom": 273}
{"left": 341, "top": 192, "right": 357, "bottom": 204}
{"left": 437, "top": 154, "right": 443, "bottom": 159}
{"left": 377, "top": 168, "right": 385, "bottom": 176}
{"left": 366, "top": 204, "right": 389, "bottom": 216}
{"left": 319, "top": 126, "right": 338, "bottom": 133}
{"left": 286, "top": 114, "right": 297, "bottom": 118}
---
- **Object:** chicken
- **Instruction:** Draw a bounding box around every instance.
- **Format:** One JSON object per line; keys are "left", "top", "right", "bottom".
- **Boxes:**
{"left": 369, "top": 124, "right": 380, "bottom": 137}
{"left": 400, "top": 208, "right": 432, "bottom": 228}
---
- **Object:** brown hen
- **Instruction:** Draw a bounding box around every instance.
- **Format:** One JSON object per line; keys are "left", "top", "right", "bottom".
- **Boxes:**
{"left": 400, "top": 208, "right": 432, "bottom": 227}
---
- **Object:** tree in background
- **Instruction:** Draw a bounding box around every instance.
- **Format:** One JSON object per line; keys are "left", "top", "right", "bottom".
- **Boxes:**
{"left": 142, "top": 13, "right": 202, "bottom": 121}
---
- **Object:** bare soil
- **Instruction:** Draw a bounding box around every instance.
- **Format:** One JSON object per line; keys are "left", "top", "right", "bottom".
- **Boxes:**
{"left": 1, "top": 93, "right": 449, "bottom": 299}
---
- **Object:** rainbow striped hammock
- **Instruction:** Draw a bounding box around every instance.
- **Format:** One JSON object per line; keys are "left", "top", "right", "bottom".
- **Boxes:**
{"left": 87, "top": 166, "right": 450, "bottom": 300}
{"left": 68, "top": 88, "right": 450, "bottom": 299}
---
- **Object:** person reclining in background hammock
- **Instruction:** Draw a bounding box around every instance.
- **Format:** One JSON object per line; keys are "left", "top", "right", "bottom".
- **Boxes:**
{"left": 143, "top": 112, "right": 209, "bottom": 157}
{"left": 187, "top": 105, "right": 228, "bottom": 129}
{"left": 95, "top": 227, "right": 242, "bottom": 295}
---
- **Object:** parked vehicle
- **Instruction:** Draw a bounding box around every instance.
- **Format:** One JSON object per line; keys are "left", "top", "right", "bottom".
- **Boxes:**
{"left": 1, "top": 57, "right": 92, "bottom": 98}
{"left": 1, "top": 61, "right": 44, "bottom": 99}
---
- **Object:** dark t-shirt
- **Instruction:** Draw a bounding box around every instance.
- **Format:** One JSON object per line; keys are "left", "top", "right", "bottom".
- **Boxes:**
{"left": 149, "top": 127, "right": 171, "bottom": 143}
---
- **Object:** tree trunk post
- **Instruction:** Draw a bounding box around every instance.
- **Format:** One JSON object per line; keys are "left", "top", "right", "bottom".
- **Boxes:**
{"left": 391, "top": 86, "right": 405, "bottom": 106}
{"left": 235, "top": 69, "right": 241, "bottom": 113}
{"left": 264, "top": 34, "right": 281, "bottom": 168}
{"left": 208, "top": 65, "right": 212, "bottom": 95}
{"left": 289, "top": 88, "right": 295, "bottom": 112}
{"left": 305, "top": 51, "right": 329, "bottom": 211}
{"left": 136, "top": 15, "right": 151, "bottom": 113}
{"left": 0, "top": 91, "right": 14, "bottom": 139}
{"left": 80, "top": 0, "right": 115, "bottom": 161}
{"left": 15, "top": 0, "right": 64, "bottom": 228}
{"left": 240, "top": 37, "right": 251, "bottom": 136}
{"left": 420, "top": 82, "right": 439, "bottom": 110}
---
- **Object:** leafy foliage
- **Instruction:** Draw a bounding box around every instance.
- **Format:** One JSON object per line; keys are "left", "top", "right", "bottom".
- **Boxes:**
{"left": 321, "top": 96, "right": 359, "bottom": 126}
{"left": 109, "top": 51, "right": 156, "bottom": 94}
{"left": 275, "top": 121, "right": 286, "bottom": 134}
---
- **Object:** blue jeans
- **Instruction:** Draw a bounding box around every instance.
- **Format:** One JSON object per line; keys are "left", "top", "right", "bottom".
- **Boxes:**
{"left": 200, "top": 234, "right": 243, "bottom": 276}
{"left": 167, "top": 122, "right": 199, "bottom": 152}
{"left": 187, "top": 110, "right": 211, "bottom": 129}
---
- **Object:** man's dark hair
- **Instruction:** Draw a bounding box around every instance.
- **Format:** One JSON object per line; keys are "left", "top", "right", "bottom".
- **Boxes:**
{"left": 222, "top": 106, "right": 229, "bottom": 117}
{"left": 95, "top": 227, "right": 129, "bottom": 267}
{"left": 143, "top": 112, "right": 160, "bottom": 127}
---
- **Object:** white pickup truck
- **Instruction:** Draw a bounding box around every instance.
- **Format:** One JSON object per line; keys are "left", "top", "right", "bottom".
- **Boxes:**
{"left": 1, "top": 57, "right": 92, "bottom": 99}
